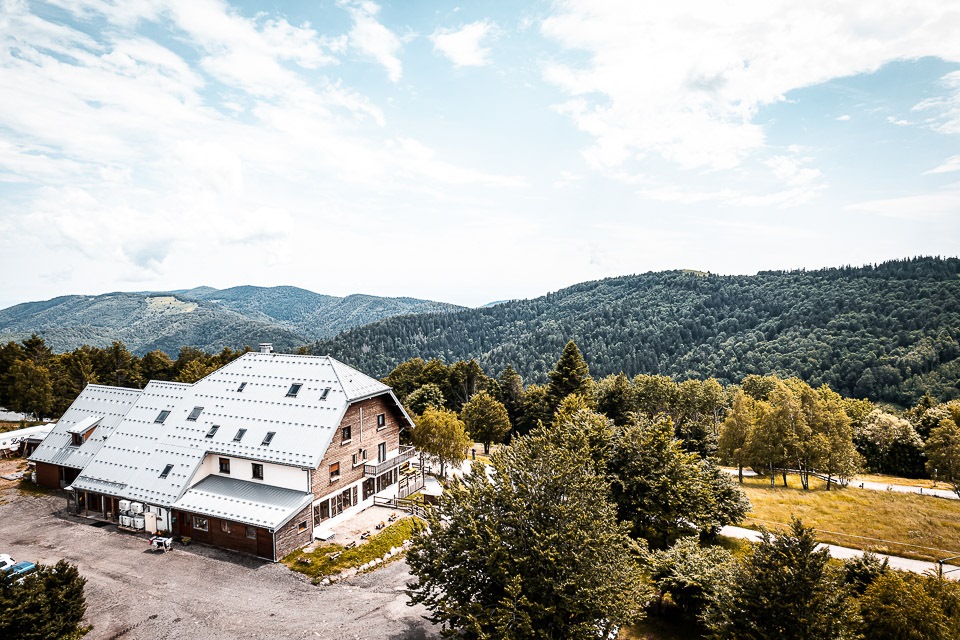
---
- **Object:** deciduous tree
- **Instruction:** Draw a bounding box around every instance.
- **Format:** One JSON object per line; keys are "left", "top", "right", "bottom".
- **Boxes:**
{"left": 411, "top": 407, "right": 470, "bottom": 477}
{"left": 407, "top": 421, "right": 650, "bottom": 639}
{"left": 461, "top": 390, "right": 511, "bottom": 454}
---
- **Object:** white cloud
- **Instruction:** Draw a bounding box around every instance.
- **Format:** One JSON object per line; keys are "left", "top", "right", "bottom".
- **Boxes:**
{"left": 836, "top": 114, "right": 851, "bottom": 121}
{"left": 0, "top": 0, "right": 525, "bottom": 295}
{"left": 338, "top": 0, "right": 404, "bottom": 82}
{"left": 430, "top": 21, "right": 496, "bottom": 67}
{"left": 913, "top": 70, "right": 960, "bottom": 134}
{"left": 541, "top": 1, "right": 960, "bottom": 172}
{"left": 845, "top": 183, "right": 960, "bottom": 220}
{"left": 926, "top": 155, "right": 960, "bottom": 174}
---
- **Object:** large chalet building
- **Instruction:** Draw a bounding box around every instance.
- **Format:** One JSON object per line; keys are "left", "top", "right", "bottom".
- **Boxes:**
{"left": 30, "top": 346, "right": 418, "bottom": 561}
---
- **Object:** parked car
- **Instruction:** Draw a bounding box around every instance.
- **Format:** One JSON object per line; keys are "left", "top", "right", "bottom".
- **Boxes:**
{"left": 2, "top": 560, "right": 37, "bottom": 581}
{"left": 0, "top": 554, "right": 14, "bottom": 570}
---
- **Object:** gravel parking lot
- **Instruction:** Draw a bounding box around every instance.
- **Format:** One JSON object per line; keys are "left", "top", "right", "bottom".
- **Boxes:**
{"left": 0, "top": 464, "right": 438, "bottom": 640}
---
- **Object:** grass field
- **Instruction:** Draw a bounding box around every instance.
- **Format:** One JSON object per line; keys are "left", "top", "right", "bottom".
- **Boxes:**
{"left": 853, "top": 472, "right": 944, "bottom": 490}
{"left": 739, "top": 473, "right": 960, "bottom": 562}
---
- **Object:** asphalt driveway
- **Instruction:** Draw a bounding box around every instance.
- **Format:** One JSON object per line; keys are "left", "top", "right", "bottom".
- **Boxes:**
{"left": 0, "top": 475, "right": 437, "bottom": 640}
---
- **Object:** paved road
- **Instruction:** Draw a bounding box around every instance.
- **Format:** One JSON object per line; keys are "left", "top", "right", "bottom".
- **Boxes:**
{"left": 721, "top": 526, "right": 960, "bottom": 579}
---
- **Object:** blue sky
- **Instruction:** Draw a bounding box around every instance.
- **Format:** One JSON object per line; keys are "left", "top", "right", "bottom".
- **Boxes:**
{"left": 0, "top": 0, "right": 958, "bottom": 309}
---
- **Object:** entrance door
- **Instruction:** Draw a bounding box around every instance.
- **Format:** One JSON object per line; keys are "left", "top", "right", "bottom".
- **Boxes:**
{"left": 363, "top": 478, "right": 375, "bottom": 500}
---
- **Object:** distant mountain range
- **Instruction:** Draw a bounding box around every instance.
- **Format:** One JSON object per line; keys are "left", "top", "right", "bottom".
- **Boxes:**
{"left": 0, "top": 286, "right": 462, "bottom": 356}
{"left": 313, "top": 257, "right": 960, "bottom": 406}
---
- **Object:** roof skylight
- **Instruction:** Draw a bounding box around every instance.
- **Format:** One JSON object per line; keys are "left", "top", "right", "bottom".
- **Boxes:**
{"left": 233, "top": 428, "right": 247, "bottom": 442}
{"left": 205, "top": 425, "right": 219, "bottom": 438}
{"left": 186, "top": 406, "right": 204, "bottom": 421}
{"left": 155, "top": 410, "right": 170, "bottom": 424}
{"left": 262, "top": 431, "right": 275, "bottom": 446}
{"left": 159, "top": 464, "right": 173, "bottom": 479}
{"left": 286, "top": 383, "right": 302, "bottom": 398}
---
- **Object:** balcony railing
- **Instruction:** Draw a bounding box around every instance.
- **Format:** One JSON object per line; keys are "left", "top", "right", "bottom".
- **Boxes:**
{"left": 364, "top": 445, "right": 415, "bottom": 477}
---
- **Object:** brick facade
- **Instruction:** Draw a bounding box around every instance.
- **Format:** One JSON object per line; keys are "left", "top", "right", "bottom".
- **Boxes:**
{"left": 310, "top": 395, "right": 402, "bottom": 501}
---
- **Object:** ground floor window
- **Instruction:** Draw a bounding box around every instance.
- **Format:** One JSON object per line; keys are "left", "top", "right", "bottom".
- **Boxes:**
{"left": 362, "top": 477, "right": 375, "bottom": 501}
{"left": 246, "top": 526, "right": 257, "bottom": 539}
{"left": 315, "top": 500, "right": 330, "bottom": 522}
{"left": 376, "top": 469, "right": 397, "bottom": 493}
{"left": 220, "top": 521, "right": 231, "bottom": 534}
{"left": 298, "top": 521, "right": 308, "bottom": 533}
{"left": 193, "top": 516, "right": 208, "bottom": 531}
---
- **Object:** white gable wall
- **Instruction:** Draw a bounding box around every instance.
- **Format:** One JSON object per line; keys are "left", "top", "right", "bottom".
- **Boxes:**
{"left": 190, "top": 453, "right": 309, "bottom": 493}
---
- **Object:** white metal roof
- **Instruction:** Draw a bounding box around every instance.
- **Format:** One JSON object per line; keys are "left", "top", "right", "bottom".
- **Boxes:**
{"left": 29, "top": 385, "right": 143, "bottom": 469}
{"left": 38, "top": 353, "right": 410, "bottom": 522}
{"left": 171, "top": 474, "right": 312, "bottom": 530}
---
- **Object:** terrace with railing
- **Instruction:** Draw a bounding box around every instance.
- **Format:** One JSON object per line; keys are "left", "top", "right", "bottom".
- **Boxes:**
{"left": 364, "top": 445, "right": 415, "bottom": 477}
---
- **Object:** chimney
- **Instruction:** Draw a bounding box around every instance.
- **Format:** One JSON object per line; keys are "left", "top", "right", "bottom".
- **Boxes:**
{"left": 259, "top": 343, "right": 273, "bottom": 354}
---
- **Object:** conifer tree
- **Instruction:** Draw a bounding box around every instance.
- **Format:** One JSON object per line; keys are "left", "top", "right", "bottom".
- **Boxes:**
{"left": 546, "top": 340, "right": 592, "bottom": 412}
{"left": 704, "top": 518, "right": 860, "bottom": 640}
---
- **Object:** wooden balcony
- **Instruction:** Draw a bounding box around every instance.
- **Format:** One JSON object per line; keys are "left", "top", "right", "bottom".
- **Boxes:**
{"left": 364, "top": 445, "right": 415, "bottom": 478}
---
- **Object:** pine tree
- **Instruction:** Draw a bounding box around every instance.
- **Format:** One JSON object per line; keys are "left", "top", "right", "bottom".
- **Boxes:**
{"left": 704, "top": 518, "right": 860, "bottom": 640}
{"left": 546, "top": 340, "right": 592, "bottom": 412}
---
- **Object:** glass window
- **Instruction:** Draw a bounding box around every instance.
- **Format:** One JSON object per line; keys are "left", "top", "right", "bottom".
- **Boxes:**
{"left": 377, "top": 413, "right": 386, "bottom": 428}
{"left": 330, "top": 462, "right": 340, "bottom": 481}
{"left": 205, "top": 425, "right": 219, "bottom": 438}
{"left": 233, "top": 428, "right": 246, "bottom": 442}
{"left": 159, "top": 464, "right": 173, "bottom": 479}
{"left": 186, "top": 407, "right": 204, "bottom": 421}
{"left": 286, "top": 383, "right": 302, "bottom": 398}
{"left": 219, "top": 458, "right": 230, "bottom": 474}
{"left": 237, "top": 382, "right": 247, "bottom": 393}
{"left": 298, "top": 521, "right": 307, "bottom": 533}
{"left": 193, "top": 516, "right": 208, "bottom": 531}
{"left": 341, "top": 425, "right": 352, "bottom": 443}
{"left": 261, "top": 431, "right": 275, "bottom": 446}
{"left": 320, "top": 387, "right": 331, "bottom": 400}
{"left": 220, "top": 521, "right": 231, "bottom": 534}
{"left": 246, "top": 526, "right": 257, "bottom": 539}
{"left": 155, "top": 410, "right": 170, "bottom": 424}
{"left": 252, "top": 463, "right": 264, "bottom": 480}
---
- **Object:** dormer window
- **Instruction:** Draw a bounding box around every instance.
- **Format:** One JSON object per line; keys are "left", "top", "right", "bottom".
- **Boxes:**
{"left": 233, "top": 428, "right": 246, "bottom": 442}
{"left": 71, "top": 433, "right": 83, "bottom": 447}
{"left": 237, "top": 382, "right": 247, "bottom": 393}
{"left": 286, "top": 383, "right": 302, "bottom": 398}
{"left": 205, "top": 425, "right": 219, "bottom": 438}
{"left": 320, "top": 387, "right": 331, "bottom": 400}
{"left": 155, "top": 410, "right": 170, "bottom": 424}
{"left": 261, "top": 432, "right": 275, "bottom": 446}
{"left": 186, "top": 407, "right": 204, "bottom": 421}
{"left": 159, "top": 464, "right": 173, "bottom": 479}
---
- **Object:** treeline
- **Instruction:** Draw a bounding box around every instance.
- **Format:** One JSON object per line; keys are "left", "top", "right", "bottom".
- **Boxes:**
{"left": 384, "top": 343, "right": 954, "bottom": 480}
{"left": 0, "top": 335, "right": 252, "bottom": 419}
{"left": 315, "top": 256, "right": 960, "bottom": 406}
{"left": 405, "top": 340, "right": 960, "bottom": 638}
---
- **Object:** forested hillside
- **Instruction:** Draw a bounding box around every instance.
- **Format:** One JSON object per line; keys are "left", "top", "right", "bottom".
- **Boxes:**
{"left": 0, "top": 286, "right": 462, "bottom": 356}
{"left": 0, "top": 293, "right": 306, "bottom": 356}
{"left": 184, "top": 285, "right": 462, "bottom": 338}
{"left": 314, "top": 257, "right": 960, "bottom": 406}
